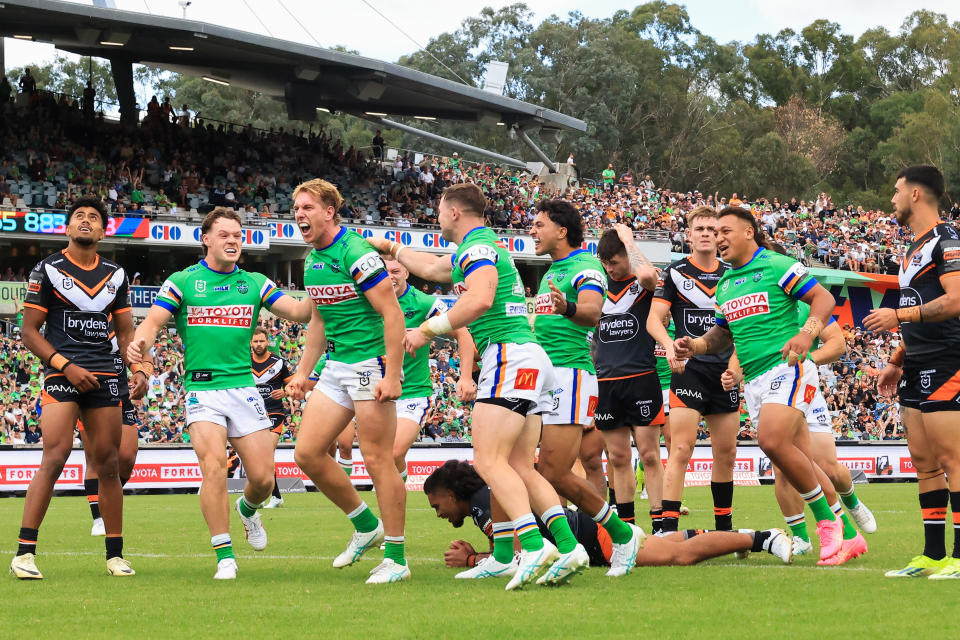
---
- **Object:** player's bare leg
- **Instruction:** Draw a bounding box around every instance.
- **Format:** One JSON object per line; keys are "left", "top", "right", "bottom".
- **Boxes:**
{"left": 295, "top": 393, "right": 364, "bottom": 512}
{"left": 539, "top": 424, "right": 605, "bottom": 513}
{"left": 707, "top": 411, "right": 738, "bottom": 529}
{"left": 189, "top": 422, "right": 231, "bottom": 536}
{"left": 662, "top": 407, "right": 698, "bottom": 530}
{"left": 601, "top": 428, "right": 637, "bottom": 517}
{"left": 393, "top": 417, "right": 422, "bottom": 477}
{"left": 229, "top": 429, "right": 278, "bottom": 508}
{"left": 635, "top": 528, "right": 791, "bottom": 566}
{"left": 354, "top": 398, "right": 405, "bottom": 541}
{"left": 20, "top": 402, "right": 80, "bottom": 530}
{"left": 578, "top": 427, "right": 606, "bottom": 498}
{"left": 633, "top": 425, "right": 663, "bottom": 527}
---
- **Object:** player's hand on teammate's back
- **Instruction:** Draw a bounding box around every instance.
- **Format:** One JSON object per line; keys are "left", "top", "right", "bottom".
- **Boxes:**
{"left": 876, "top": 363, "right": 903, "bottom": 397}
{"left": 673, "top": 336, "right": 696, "bottom": 359}
{"left": 285, "top": 374, "right": 308, "bottom": 400}
{"left": 547, "top": 281, "right": 567, "bottom": 315}
{"left": 863, "top": 307, "right": 899, "bottom": 332}
{"left": 455, "top": 377, "right": 477, "bottom": 403}
{"left": 126, "top": 338, "right": 145, "bottom": 364}
{"left": 374, "top": 375, "right": 402, "bottom": 402}
{"left": 64, "top": 363, "right": 100, "bottom": 392}
{"left": 445, "top": 540, "right": 477, "bottom": 567}
{"left": 780, "top": 332, "right": 814, "bottom": 366}
{"left": 129, "top": 372, "right": 148, "bottom": 400}
{"left": 403, "top": 327, "right": 429, "bottom": 356}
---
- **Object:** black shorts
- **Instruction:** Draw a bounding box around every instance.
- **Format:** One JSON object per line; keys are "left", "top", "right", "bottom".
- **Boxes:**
{"left": 43, "top": 373, "right": 122, "bottom": 409}
{"left": 595, "top": 372, "right": 664, "bottom": 431}
{"left": 900, "top": 356, "right": 960, "bottom": 413}
{"left": 121, "top": 396, "right": 138, "bottom": 426}
{"left": 269, "top": 413, "right": 286, "bottom": 434}
{"left": 670, "top": 360, "right": 740, "bottom": 416}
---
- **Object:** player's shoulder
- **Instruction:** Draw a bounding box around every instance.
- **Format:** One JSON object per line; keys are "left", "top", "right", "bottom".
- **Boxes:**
{"left": 935, "top": 222, "right": 960, "bottom": 242}
{"left": 665, "top": 256, "right": 688, "bottom": 273}
{"left": 30, "top": 252, "right": 61, "bottom": 274}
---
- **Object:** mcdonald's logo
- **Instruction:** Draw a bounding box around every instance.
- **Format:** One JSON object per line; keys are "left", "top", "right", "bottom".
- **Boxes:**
{"left": 587, "top": 395, "right": 599, "bottom": 417}
{"left": 514, "top": 368, "right": 539, "bottom": 391}
{"left": 803, "top": 384, "right": 816, "bottom": 404}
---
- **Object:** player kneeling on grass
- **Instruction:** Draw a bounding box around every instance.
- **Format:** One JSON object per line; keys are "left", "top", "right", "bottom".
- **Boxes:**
{"left": 424, "top": 461, "right": 792, "bottom": 572}
{"left": 129, "top": 208, "right": 313, "bottom": 580}
{"left": 367, "top": 183, "right": 589, "bottom": 590}
{"left": 674, "top": 207, "right": 849, "bottom": 565}
{"left": 285, "top": 179, "right": 410, "bottom": 585}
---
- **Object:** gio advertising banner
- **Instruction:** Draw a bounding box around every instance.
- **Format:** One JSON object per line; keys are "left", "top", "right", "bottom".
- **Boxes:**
{"left": 149, "top": 222, "right": 270, "bottom": 249}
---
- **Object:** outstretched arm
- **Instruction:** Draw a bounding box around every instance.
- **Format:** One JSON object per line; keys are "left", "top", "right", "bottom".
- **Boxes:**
{"left": 367, "top": 237, "right": 454, "bottom": 283}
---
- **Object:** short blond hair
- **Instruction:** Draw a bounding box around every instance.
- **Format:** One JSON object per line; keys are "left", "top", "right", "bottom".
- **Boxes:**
{"left": 293, "top": 178, "right": 345, "bottom": 223}
{"left": 686, "top": 205, "right": 717, "bottom": 225}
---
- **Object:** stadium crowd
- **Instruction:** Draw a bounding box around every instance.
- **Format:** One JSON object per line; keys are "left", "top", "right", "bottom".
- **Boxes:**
{"left": 0, "top": 74, "right": 916, "bottom": 445}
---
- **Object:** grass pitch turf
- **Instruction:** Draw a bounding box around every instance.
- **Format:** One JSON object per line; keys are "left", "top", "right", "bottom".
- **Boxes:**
{"left": 0, "top": 483, "right": 956, "bottom": 638}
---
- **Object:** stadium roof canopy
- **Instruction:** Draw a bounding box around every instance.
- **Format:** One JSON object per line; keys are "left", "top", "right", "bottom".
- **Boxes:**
{"left": 0, "top": 0, "right": 586, "bottom": 137}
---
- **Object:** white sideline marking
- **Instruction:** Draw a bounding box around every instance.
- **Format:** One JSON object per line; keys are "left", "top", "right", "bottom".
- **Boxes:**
{"left": 1, "top": 549, "right": 443, "bottom": 562}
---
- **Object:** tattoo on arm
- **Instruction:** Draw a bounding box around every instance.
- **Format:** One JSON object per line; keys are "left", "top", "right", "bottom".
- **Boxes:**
{"left": 920, "top": 299, "right": 944, "bottom": 321}
{"left": 701, "top": 326, "right": 733, "bottom": 354}
{"left": 624, "top": 242, "right": 653, "bottom": 271}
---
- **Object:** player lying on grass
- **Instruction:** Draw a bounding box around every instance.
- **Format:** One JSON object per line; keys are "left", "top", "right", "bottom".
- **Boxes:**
{"left": 424, "top": 460, "right": 792, "bottom": 573}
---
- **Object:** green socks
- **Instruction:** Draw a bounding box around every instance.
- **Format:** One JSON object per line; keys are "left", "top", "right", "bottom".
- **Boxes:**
{"left": 542, "top": 506, "right": 577, "bottom": 553}
{"left": 384, "top": 535, "right": 406, "bottom": 565}
{"left": 347, "top": 502, "right": 379, "bottom": 533}
{"left": 211, "top": 533, "right": 234, "bottom": 561}
{"left": 839, "top": 486, "right": 860, "bottom": 510}
{"left": 491, "top": 522, "right": 515, "bottom": 563}
{"left": 513, "top": 514, "right": 544, "bottom": 552}
{"left": 800, "top": 485, "right": 836, "bottom": 523}
{"left": 237, "top": 495, "right": 259, "bottom": 518}
{"left": 785, "top": 514, "right": 810, "bottom": 542}
{"left": 593, "top": 503, "right": 633, "bottom": 544}
{"left": 831, "top": 501, "right": 858, "bottom": 540}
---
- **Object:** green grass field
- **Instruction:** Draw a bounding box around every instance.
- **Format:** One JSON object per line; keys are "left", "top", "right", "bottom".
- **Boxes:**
{"left": 0, "top": 484, "right": 956, "bottom": 638}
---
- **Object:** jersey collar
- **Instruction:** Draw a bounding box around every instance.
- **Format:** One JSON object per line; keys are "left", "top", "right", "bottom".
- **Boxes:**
{"left": 461, "top": 226, "right": 485, "bottom": 243}
{"left": 200, "top": 259, "right": 237, "bottom": 274}
{"left": 318, "top": 226, "right": 347, "bottom": 251}
{"left": 554, "top": 248, "right": 586, "bottom": 263}
{"left": 730, "top": 247, "right": 764, "bottom": 271}
{"left": 399, "top": 283, "right": 412, "bottom": 298}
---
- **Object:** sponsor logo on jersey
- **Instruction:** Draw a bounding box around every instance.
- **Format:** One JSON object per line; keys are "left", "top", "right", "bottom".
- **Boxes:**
{"left": 107, "top": 283, "right": 117, "bottom": 294}
{"left": 682, "top": 279, "right": 695, "bottom": 291}
{"left": 505, "top": 302, "right": 527, "bottom": 316}
{"left": 306, "top": 284, "right": 359, "bottom": 305}
{"left": 654, "top": 343, "right": 667, "bottom": 358}
{"left": 45, "top": 383, "right": 78, "bottom": 394}
{"left": 753, "top": 272, "right": 763, "bottom": 282}
{"left": 944, "top": 249, "right": 960, "bottom": 263}
{"left": 62, "top": 276, "right": 74, "bottom": 290}
{"left": 587, "top": 395, "right": 598, "bottom": 417}
{"left": 404, "top": 309, "right": 417, "bottom": 319}
{"left": 598, "top": 313, "right": 639, "bottom": 342}
{"left": 330, "top": 261, "right": 341, "bottom": 273}
{"left": 720, "top": 292, "right": 770, "bottom": 322}
{"left": 236, "top": 280, "right": 249, "bottom": 294}
{"left": 63, "top": 311, "right": 110, "bottom": 343}
{"left": 213, "top": 285, "right": 230, "bottom": 292}
{"left": 534, "top": 292, "right": 553, "bottom": 314}
{"left": 358, "top": 370, "right": 372, "bottom": 387}
{"left": 311, "top": 263, "right": 323, "bottom": 270}
{"left": 683, "top": 308, "right": 716, "bottom": 336}
{"left": 594, "top": 412, "right": 614, "bottom": 421}
{"left": 629, "top": 282, "right": 639, "bottom": 294}
{"left": 803, "top": 384, "right": 816, "bottom": 404}
{"left": 770, "top": 374, "right": 787, "bottom": 390}
{"left": 899, "top": 289, "right": 919, "bottom": 307}
{"left": 452, "top": 282, "right": 467, "bottom": 296}
{"left": 734, "top": 277, "right": 746, "bottom": 286}
{"left": 675, "top": 387, "right": 703, "bottom": 400}
{"left": 195, "top": 280, "right": 206, "bottom": 292}
{"left": 186, "top": 305, "right": 254, "bottom": 327}
{"left": 514, "top": 368, "right": 539, "bottom": 391}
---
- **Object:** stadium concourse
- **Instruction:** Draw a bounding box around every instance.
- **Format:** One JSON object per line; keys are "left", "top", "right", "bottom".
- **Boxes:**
{"left": 0, "top": 85, "right": 907, "bottom": 445}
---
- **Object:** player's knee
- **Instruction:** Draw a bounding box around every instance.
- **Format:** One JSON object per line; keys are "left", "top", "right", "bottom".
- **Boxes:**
{"left": 607, "top": 448, "right": 631, "bottom": 468}
{"left": 638, "top": 450, "right": 660, "bottom": 469}
{"left": 198, "top": 452, "right": 227, "bottom": 476}
{"left": 756, "top": 430, "right": 782, "bottom": 456}
{"left": 671, "top": 441, "right": 694, "bottom": 463}
{"left": 293, "top": 448, "right": 318, "bottom": 473}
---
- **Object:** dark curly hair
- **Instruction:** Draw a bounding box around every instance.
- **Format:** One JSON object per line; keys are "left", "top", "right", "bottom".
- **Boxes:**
{"left": 536, "top": 199, "right": 584, "bottom": 248}
{"left": 68, "top": 196, "right": 108, "bottom": 229}
{"left": 422, "top": 460, "right": 485, "bottom": 501}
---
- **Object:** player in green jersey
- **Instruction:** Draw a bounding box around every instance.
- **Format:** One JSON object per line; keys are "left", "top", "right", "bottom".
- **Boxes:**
{"left": 128, "top": 208, "right": 312, "bottom": 579}
{"left": 284, "top": 179, "right": 409, "bottom": 585}
{"left": 369, "top": 183, "right": 589, "bottom": 590}
{"left": 380, "top": 253, "right": 476, "bottom": 481}
{"left": 675, "top": 207, "right": 847, "bottom": 564}
{"left": 528, "top": 199, "right": 643, "bottom": 577}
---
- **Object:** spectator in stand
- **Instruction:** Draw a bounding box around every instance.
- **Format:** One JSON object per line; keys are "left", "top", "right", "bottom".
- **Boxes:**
{"left": 19, "top": 68, "right": 36, "bottom": 95}
{"left": 372, "top": 130, "right": 385, "bottom": 161}
{"left": 602, "top": 163, "right": 616, "bottom": 193}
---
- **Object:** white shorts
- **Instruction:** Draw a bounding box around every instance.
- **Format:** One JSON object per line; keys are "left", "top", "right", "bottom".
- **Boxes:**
{"left": 743, "top": 360, "right": 820, "bottom": 431}
{"left": 185, "top": 387, "right": 272, "bottom": 438}
{"left": 397, "top": 396, "right": 433, "bottom": 426}
{"left": 662, "top": 388, "right": 671, "bottom": 416}
{"left": 476, "top": 342, "right": 555, "bottom": 416}
{"left": 316, "top": 357, "right": 387, "bottom": 410}
{"left": 805, "top": 389, "right": 832, "bottom": 434}
{"left": 543, "top": 367, "right": 598, "bottom": 426}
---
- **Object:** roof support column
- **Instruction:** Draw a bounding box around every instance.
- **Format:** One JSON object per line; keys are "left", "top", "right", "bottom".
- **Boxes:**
{"left": 513, "top": 126, "right": 557, "bottom": 173}
{"left": 109, "top": 55, "right": 137, "bottom": 126}
{"left": 367, "top": 116, "right": 527, "bottom": 167}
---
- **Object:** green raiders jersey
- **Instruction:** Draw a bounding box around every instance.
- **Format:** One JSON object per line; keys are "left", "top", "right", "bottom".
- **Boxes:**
{"left": 154, "top": 260, "right": 284, "bottom": 391}
{"left": 655, "top": 320, "right": 676, "bottom": 389}
{"left": 309, "top": 353, "right": 328, "bottom": 380}
{"left": 714, "top": 247, "right": 819, "bottom": 382}
{"left": 398, "top": 284, "right": 447, "bottom": 398}
{"left": 303, "top": 227, "right": 388, "bottom": 364}
{"left": 796, "top": 301, "right": 837, "bottom": 351}
{"left": 450, "top": 226, "right": 534, "bottom": 350}
{"left": 533, "top": 249, "right": 606, "bottom": 372}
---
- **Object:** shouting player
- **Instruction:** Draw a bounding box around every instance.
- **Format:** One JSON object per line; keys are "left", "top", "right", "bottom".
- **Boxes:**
{"left": 528, "top": 199, "right": 644, "bottom": 576}
{"left": 12, "top": 196, "right": 137, "bottom": 579}
{"left": 369, "top": 183, "right": 589, "bottom": 590}
{"left": 424, "top": 460, "right": 792, "bottom": 570}
{"left": 648, "top": 206, "right": 739, "bottom": 533}
{"left": 866, "top": 165, "right": 960, "bottom": 579}
{"left": 251, "top": 327, "right": 293, "bottom": 508}
{"left": 594, "top": 225, "right": 665, "bottom": 534}
{"left": 285, "top": 179, "right": 409, "bottom": 585}
{"left": 129, "top": 208, "right": 311, "bottom": 580}
{"left": 674, "top": 207, "right": 848, "bottom": 565}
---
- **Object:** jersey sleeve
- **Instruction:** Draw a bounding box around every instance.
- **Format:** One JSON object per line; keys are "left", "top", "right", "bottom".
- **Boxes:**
{"left": 935, "top": 228, "right": 960, "bottom": 280}
{"left": 23, "top": 260, "right": 53, "bottom": 313}
{"left": 457, "top": 244, "right": 498, "bottom": 277}
{"left": 279, "top": 359, "right": 293, "bottom": 383}
{"left": 653, "top": 265, "right": 675, "bottom": 305}
{"left": 572, "top": 267, "right": 606, "bottom": 297}
{"left": 425, "top": 296, "right": 448, "bottom": 319}
{"left": 154, "top": 273, "right": 184, "bottom": 313}
{"left": 347, "top": 238, "right": 388, "bottom": 292}
{"left": 256, "top": 274, "right": 285, "bottom": 309}
{"left": 111, "top": 270, "right": 131, "bottom": 314}
{"left": 714, "top": 302, "right": 728, "bottom": 328}
{"left": 776, "top": 258, "right": 817, "bottom": 300}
